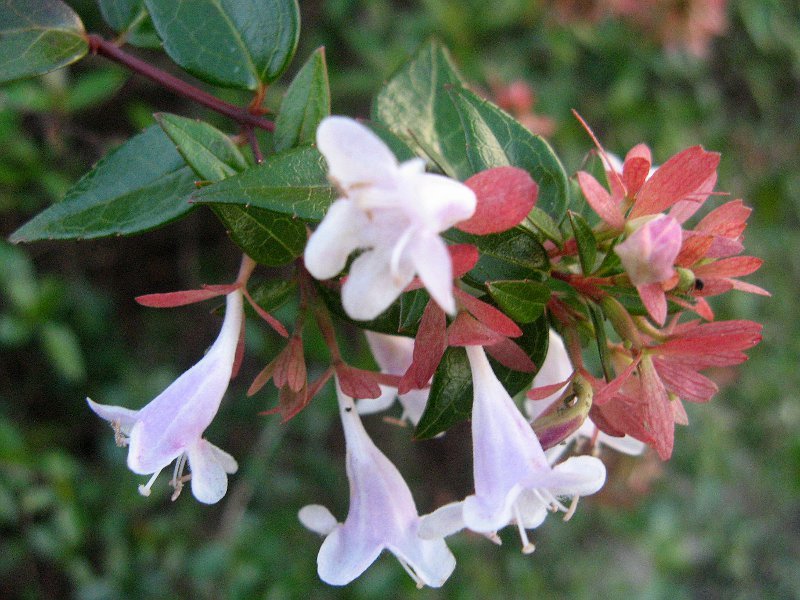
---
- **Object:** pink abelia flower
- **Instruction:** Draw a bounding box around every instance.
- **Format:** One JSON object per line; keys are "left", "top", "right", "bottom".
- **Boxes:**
{"left": 87, "top": 290, "right": 243, "bottom": 504}
{"left": 420, "top": 345, "right": 606, "bottom": 553}
{"left": 304, "top": 117, "right": 476, "bottom": 320}
{"left": 298, "top": 380, "right": 455, "bottom": 587}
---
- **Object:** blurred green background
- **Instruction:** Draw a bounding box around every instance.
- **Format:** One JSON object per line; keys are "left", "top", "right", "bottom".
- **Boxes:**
{"left": 1, "top": 0, "right": 797, "bottom": 598}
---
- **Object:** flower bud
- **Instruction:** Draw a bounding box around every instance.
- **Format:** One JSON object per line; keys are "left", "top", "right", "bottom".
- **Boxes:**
{"left": 615, "top": 214, "right": 682, "bottom": 286}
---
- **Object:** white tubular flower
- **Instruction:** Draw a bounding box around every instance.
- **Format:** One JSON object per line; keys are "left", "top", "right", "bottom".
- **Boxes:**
{"left": 421, "top": 346, "right": 606, "bottom": 554}
{"left": 87, "top": 290, "right": 243, "bottom": 504}
{"left": 304, "top": 116, "right": 476, "bottom": 320}
{"left": 357, "top": 331, "right": 429, "bottom": 426}
{"left": 298, "top": 380, "right": 455, "bottom": 588}
{"left": 526, "top": 330, "right": 646, "bottom": 462}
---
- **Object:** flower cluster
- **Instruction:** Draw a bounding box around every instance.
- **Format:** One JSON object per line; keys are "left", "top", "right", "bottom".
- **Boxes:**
{"left": 86, "top": 115, "right": 764, "bottom": 588}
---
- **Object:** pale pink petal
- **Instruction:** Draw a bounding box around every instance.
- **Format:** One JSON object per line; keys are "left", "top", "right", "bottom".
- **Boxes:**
{"left": 304, "top": 199, "right": 367, "bottom": 280}
{"left": 186, "top": 438, "right": 229, "bottom": 504}
{"left": 413, "top": 172, "right": 477, "bottom": 230}
{"left": 615, "top": 215, "right": 682, "bottom": 286}
{"left": 525, "top": 330, "right": 573, "bottom": 420}
{"left": 342, "top": 247, "right": 413, "bottom": 320}
{"left": 418, "top": 502, "right": 466, "bottom": 539}
{"left": 316, "top": 117, "right": 398, "bottom": 189}
{"left": 408, "top": 232, "right": 456, "bottom": 315}
{"left": 298, "top": 504, "right": 338, "bottom": 536}
{"left": 86, "top": 398, "right": 139, "bottom": 435}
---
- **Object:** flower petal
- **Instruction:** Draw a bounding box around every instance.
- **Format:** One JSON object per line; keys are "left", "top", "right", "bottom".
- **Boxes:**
{"left": 186, "top": 438, "right": 230, "bottom": 504}
{"left": 317, "top": 525, "right": 383, "bottom": 586}
{"left": 413, "top": 172, "right": 476, "bottom": 230}
{"left": 418, "top": 502, "right": 466, "bottom": 539}
{"left": 299, "top": 504, "right": 339, "bottom": 536}
{"left": 387, "top": 531, "right": 456, "bottom": 588}
{"left": 304, "top": 199, "right": 367, "bottom": 280}
{"left": 409, "top": 231, "right": 455, "bottom": 315}
{"left": 547, "top": 455, "right": 606, "bottom": 496}
{"left": 316, "top": 117, "right": 399, "bottom": 189}
{"left": 86, "top": 398, "right": 139, "bottom": 434}
{"left": 342, "top": 247, "right": 413, "bottom": 320}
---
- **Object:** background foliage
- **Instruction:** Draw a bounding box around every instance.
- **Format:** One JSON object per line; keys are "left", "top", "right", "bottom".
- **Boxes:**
{"left": 1, "top": 0, "right": 797, "bottom": 598}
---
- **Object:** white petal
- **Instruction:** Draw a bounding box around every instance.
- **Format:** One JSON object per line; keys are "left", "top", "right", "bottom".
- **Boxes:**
{"left": 548, "top": 455, "right": 607, "bottom": 496}
{"left": 341, "top": 248, "right": 413, "bottom": 320}
{"left": 388, "top": 532, "right": 456, "bottom": 588}
{"left": 86, "top": 398, "right": 139, "bottom": 434}
{"left": 206, "top": 441, "right": 238, "bottom": 474}
{"left": 317, "top": 525, "right": 383, "bottom": 586}
{"left": 304, "top": 199, "right": 366, "bottom": 280}
{"left": 412, "top": 172, "right": 476, "bottom": 230}
{"left": 418, "top": 501, "right": 466, "bottom": 539}
{"left": 398, "top": 388, "right": 429, "bottom": 426}
{"left": 298, "top": 504, "right": 338, "bottom": 536}
{"left": 525, "top": 330, "right": 573, "bottom": 420}
{"left": 355, "top": 385, "right": 397, "bottom": 415}
{"left": 186, "top": 438, "right": 229, "bottom": 504}
{"left": 364, "top": 331, "right": 415, "bottom": 375}
{"left": 408, "top": 232, "right": 456, "bottom": 315}
{"left": 597, "top": 432, "right": 646, "bottom": 456}
{"left": 515, "top": 490, "right": 549, "bottom": 528}
{"left": 317, "top": 117, "right": 398, "bottom": 189}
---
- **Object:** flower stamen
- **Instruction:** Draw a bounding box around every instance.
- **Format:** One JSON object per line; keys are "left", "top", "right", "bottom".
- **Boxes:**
{"left": 513, "top": 501, "right": 536, "bottom": 554}
{"left": 138, "top": 468, "right": 163, "bottom": 497}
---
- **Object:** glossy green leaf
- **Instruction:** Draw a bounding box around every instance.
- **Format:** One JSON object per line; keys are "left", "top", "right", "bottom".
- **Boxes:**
{"left": 144, "top": 0, "right": 300, "bottom": 89}
{"left": 525, "top": 206, "right": 563, "bottom": 246}
{"left": 10, "top": 125, "right": 196, "bottom": 242}
{"left": 449, "top": 86, "right": 569, "bottom": 221}
{"left": 0, "top": 0, "right": 88, "bottom": 84}
{"left": 372, "top": 39, "right": 471, "bottom": 179}
{"left": 274, "top": 47, "right": 330, "bottom": 152}
{"left": 366, "top": 122, "right": 417, "bottom": 162}
{"left": 155, "top": 112, "right": 248, "bottom": 182}
{"left": 487, "top": 280, "right": 551, "bottom": 324}
{"left": 213, "top": 205, "right": 305, "bottom": 266}
{"left": 568, "top": 211, "right": 598, "bottom": 274}
{"left": 415, "top": 315, "right": 549, "bottom": 439}
{"left": 248, "top": 278, "right": 297, "bottom": 314}
{"left": 192, "top": 146, "right": 335, "bottom": 221}
{"left": 319, "top": 284, "right": 427, "bottom": 337}
{"left": 97, "top": 0, "right": 160, "bottom": 48}
{"left": 446, "top": 227, "right": 549, "bottom": 286}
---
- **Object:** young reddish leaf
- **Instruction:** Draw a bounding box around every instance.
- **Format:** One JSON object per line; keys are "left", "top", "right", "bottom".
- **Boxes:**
{"left": 273, "top": 335, "right": 307, "bottom": 393}
{"left": 572, "top": 110, "right": 627, "bottom": 198}
{"left": 248, "top": 357, "right": 278, "bottom": 396}
{"left": 526, "top": 377, "right": 572, "bottom": 401}
{"left": 675, "top": 233, "right": 714, "bottom": 266}
{"left": 449, "top": 244, "right": 479, "bottom": 278}
{"left": 485, "top": 337, "right": 536, "bottom": 372}
{"left": 693, "top": 256, "right": 763, "bottom": 278}
{"left": 622, "top": 143, "right": 652, "bottom": 196}
{"left": 592, "top": 355, "right": 641, "bottom": 406}
{"left": 243, "top": 286, "right": 289, "bottom": 338}
{"left": 730, "top": 280, "right": 770, "bottom": 296}
{"left": 335, "top": 364, "right": 382, "bottom": 399}
{"left": 136, "top": 287, "right": 235, "bottom": 307}
{"left": 262, "top": 384, "right": 310, "bottom": 423}
{"left": 669, "top": 172, "right": 718, "bottom": 224}
{"left": 576, "top": 171, "right": 624, "bottom": 230}
{"left": 653, "top": 358, "right": 717, "bottom": 403}
{"left": 639, "top": 357, "right": 674, "bottom": 460}
{"left": 398, "top": 300, "right": 447, "bottom": 394}
{"left": 696, "top": 199, "right": 751, "bottom": 236}
{"left": 454, "top": 287, "right": 522, "bottom": 337}
{"left": 456, "top": 167, "right": 538, "bottom": 235}
{"left": 632, "top": 147, "right": 720, "bottom": 218}
{"left": 446, "top": 312, "right": 505, "bottom": 346}
{"left": 637, "top": 282, "right": 667, "bottom": 325}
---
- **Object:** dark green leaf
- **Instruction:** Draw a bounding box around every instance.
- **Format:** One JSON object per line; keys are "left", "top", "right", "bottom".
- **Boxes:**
{"left": 414, "top": 347, "right": 472, "bottom": 439}
{"left": 568, "top": 211, "right": 598, "bottom": 274}
{"left": 449, "top": 86, "right": 570, "bottom": 221}
{"left": 144, "top": 0, "right": 300, "bottom": 89}
{"left": 97, "top": 0, "right": 160, "bottom": 48}
{"left": 10, "top": 125, "right": 196, "bottom": 242}
{"left": 192, "top": 146, "right": 335, "bottom": 221}
{"left": 0, "top": 0, "right": 88, "bottom": 83}
{"left": 372, "top": 39, "right": 471, "bottom": 179}
{"left": 155, "top": 112, "right": 248, "bottom": 182}
{"left": 398, "top": 290, "right": 429, "bottom": 333}
{"left": 446, "top": 227, "right": 549, "bottom": 286}
{"left": 525, "top": 206, "right": 563, "bottom": 246}
{"left": 318, "top": 284, "right": 426, "bottom": 337}
{"left": 213, "top": 205, "right": 305, "bottom": 267}
{"left": 63, "top": 68, "right": 127, "bottom": 113}
{"left": 366, "top": 122, "right": 417, "bottom": 162}
{"left": 587, "top": 301, "right": 614, "bottom": 382}
{"left": 274, "top": 47, "right": 330, "bottom": 152}
{"left": 487, "top": 280, "right": 551, "bottom": 323}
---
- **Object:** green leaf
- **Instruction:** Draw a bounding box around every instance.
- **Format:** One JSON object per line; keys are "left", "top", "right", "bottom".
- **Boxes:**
{"left": 155, "top": 112, "right": 248, "bottom": 182}
{"left": 415, "top": 315, "right": 550, "bottom": 439}
{"left": 97, "top": 0, "right": 160, "bottom": 48}
{"left": 274, "top": 47, "right": 330, "bottom": 152}
{"left": 248, "top": 278, "right": 296, "bottom": 314}
{"left": 10, "top": 125, "right": 196, "bottom": 242}
{"left": 366, "top": 122, "right": 417, "bottom": 162}
{"left": 525, "top": 206, "right": 563, "bottom": 246}
{"left": 0, "top": 0, "right": 88, "bottom": 84}
{"left": 318, "top": 284, "right": 427, "bottom": 337}
{"left": 449, "top": 86, "right": 570, "bottom": 221}
{"left": 487, "top": 280, "right": 551, "bottom": 324}
{"left": 446, "top": 227, "right": 549, "bottom": 286}
{"left": 39, "top": 322, "right": 85, "bottom": 382}
{"left": 144, "top": 0, "right": 300, "bottom": 89}
{"left": 213, "top": 205, "right": 305, "bottom": 267}
{"left": 414, "top": 347, "right": 472, "bottom": 439}
{"left": 372, "top": 39, "right": 471, "bottom": 179}
{"left": 568, "top": 211, "right": 598, "bottom": 274}
{"left": 192, "top": 146, "right": 335, "bottom": 221}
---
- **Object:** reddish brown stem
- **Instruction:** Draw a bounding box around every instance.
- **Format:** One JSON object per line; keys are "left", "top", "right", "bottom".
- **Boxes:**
{"left": 87, "top": 34, "right": 275, "bottom": 132}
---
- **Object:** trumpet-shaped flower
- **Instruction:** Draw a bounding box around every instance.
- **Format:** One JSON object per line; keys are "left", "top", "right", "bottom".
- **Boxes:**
{"left": 356, "top": 331, "right": 429, "bottom": 425}
{"left": 304, "top": 116, "right": 476, "bottom": 320}
{"left": 87, "top": 290, "right": 243, "bottom": 504}
{"left": 298, "top": 380, "right": 455, "bottom": 587}
{"left": 421, "top": 346, "right": 606, "bottom": 553}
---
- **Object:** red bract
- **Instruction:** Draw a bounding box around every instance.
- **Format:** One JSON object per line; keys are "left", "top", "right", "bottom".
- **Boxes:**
{"left": 456, "top": 167, "right": 538, "bottom": 235}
